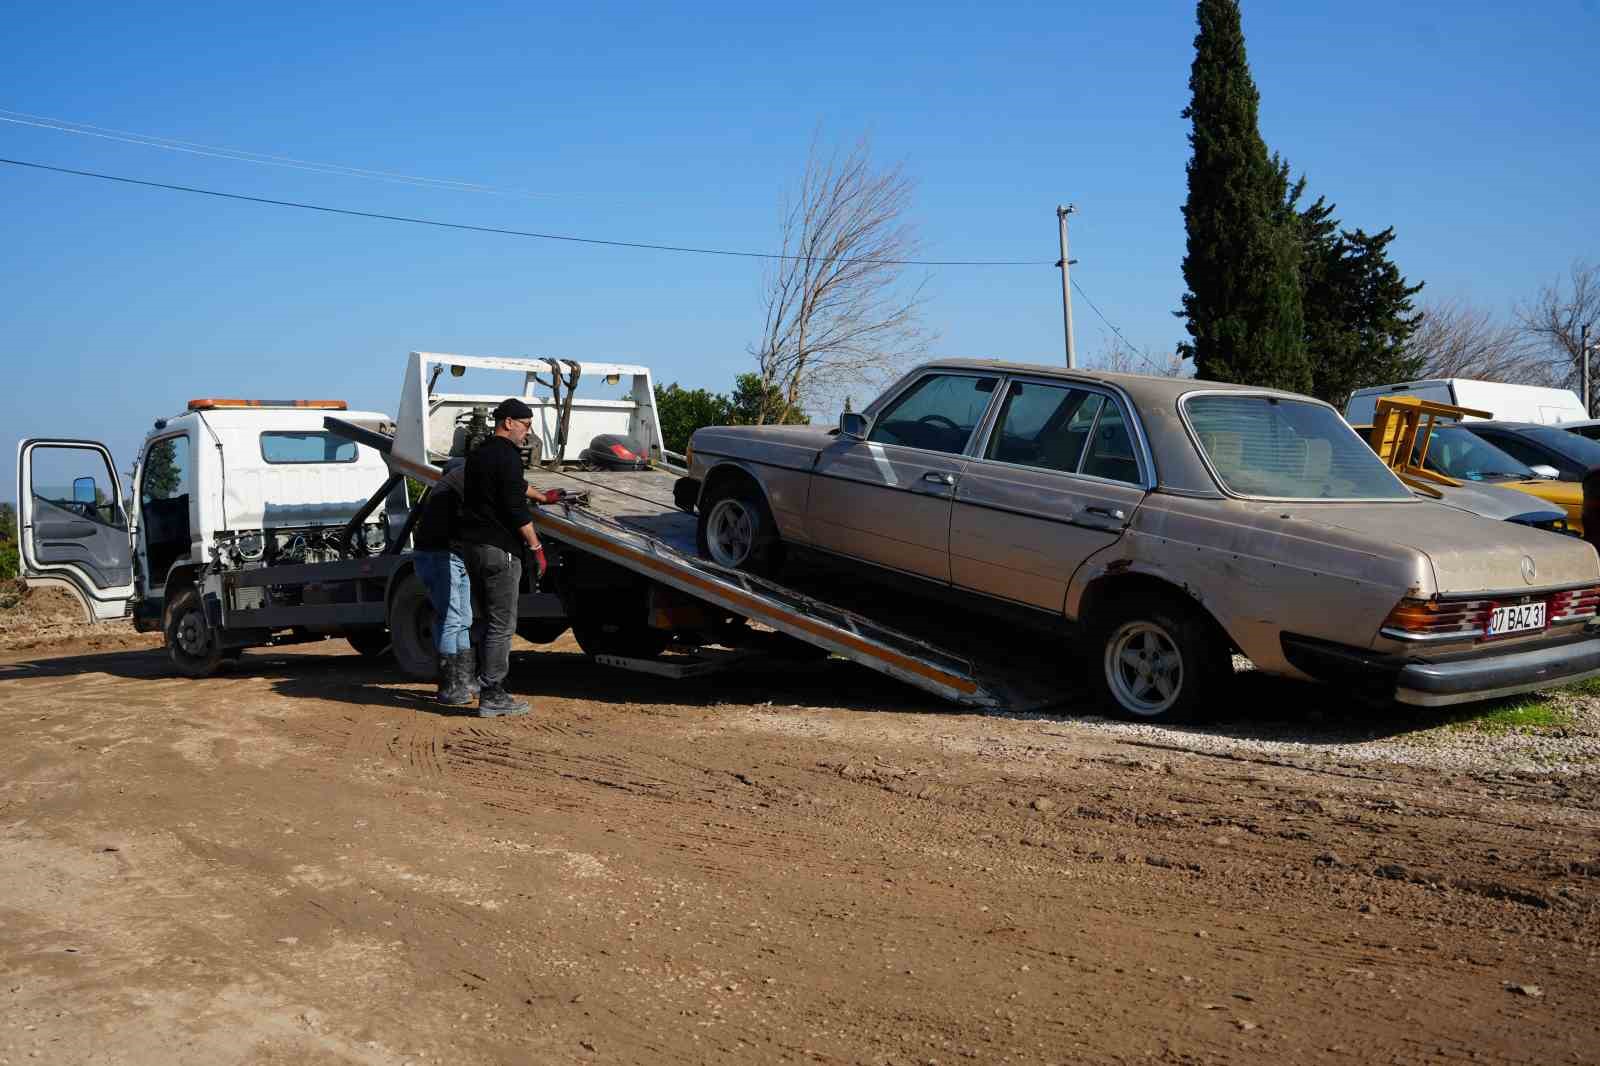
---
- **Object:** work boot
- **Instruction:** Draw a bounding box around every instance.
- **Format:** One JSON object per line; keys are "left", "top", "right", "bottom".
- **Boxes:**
{"left": 475, "top": 683, "right": 530, "bottom": 718}
{"left": 436, "top": 654, "right": 472, "bottom": 707}
{"left": 460, "top": 647, "right": 481, "bottom": 698}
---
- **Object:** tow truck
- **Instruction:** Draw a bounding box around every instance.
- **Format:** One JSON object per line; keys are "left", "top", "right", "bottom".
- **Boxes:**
{"left": 16, "top": 352, "right": 1028, "bottom": 709}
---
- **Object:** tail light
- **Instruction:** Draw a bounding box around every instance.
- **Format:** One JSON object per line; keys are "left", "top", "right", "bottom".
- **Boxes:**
{"left": 1381, "top": 598, "right": 1493, "bottom": 641}
{"left": 1550, "top": 585, "right": 1600, "bottom": 623}
{"left": 609, "top": 442, "right": 639, "bottom": 460}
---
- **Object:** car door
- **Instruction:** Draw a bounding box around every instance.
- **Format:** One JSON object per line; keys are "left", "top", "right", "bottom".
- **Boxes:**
{"left": 952, "top": 379, "right": 1148, "bottom": 612}
{"left": 16, "top": 438, "right": 135, "bottom": 621}
{"left": 807, "top": 370, "right": 1002, "bottom": 583}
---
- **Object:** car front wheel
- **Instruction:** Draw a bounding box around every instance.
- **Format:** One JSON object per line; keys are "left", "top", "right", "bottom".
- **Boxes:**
{"left": 1088, "top": 594, "right": 1226, "bottom": 723}
{"left": 696, "top": 483, "right": 783, "bottom": 577}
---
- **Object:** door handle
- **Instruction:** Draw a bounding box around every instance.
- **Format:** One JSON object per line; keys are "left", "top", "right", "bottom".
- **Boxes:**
{"left": 1084, "top": 506, "right": 1127, "bottom": 522}
{"left": 921, "top": 472, "right": 956, "bottom": 486}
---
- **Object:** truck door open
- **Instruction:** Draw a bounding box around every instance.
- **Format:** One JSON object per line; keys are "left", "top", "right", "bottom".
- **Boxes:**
{"left": 16, "top": 438, "right": 135, "bottom": 621}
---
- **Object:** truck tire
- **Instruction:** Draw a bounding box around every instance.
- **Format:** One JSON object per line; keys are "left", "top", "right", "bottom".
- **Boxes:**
{"left": 1086, "top": 592, "right": 1227, "bottom": 724}
{"left": 569, "top": 581, "right": 669, "bottom": 660}
{"left": 345, "top": 627, "right": 391, "bottom": 658}
{"left": 387, "top": 572, "right": 438, "bottom": 681}
{"left": 516, "top": 620, "right": 570, "bottom": 645}
{"left": 164, "top": 585, "right": 225, "bottom": 678}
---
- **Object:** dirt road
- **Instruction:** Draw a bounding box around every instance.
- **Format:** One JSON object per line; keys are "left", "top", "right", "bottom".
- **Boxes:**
{"left": 3, "top": 634, "right": 1598, "bottom": 1065}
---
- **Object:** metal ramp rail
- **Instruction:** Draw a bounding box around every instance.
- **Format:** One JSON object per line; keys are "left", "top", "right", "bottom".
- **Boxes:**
{"left": 530, "top": 499, "right": 998, "bottom": 708}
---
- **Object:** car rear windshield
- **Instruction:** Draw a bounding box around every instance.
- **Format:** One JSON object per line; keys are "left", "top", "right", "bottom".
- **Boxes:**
{"left": 1185, "top": 395, "right": 1412, "bottom": 500}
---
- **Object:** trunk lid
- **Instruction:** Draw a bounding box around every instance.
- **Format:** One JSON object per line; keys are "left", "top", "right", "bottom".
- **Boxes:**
{"left": 1304, "top": 500, "right": 1599, "bottom": 595}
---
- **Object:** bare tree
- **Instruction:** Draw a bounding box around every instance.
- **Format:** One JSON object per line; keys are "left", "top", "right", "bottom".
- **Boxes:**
{"left": 1087, "top": 333, "right": 1187, "bottom": 377}
{"left": 752, "top": 134, "right": 930, "bottom": 424}
{"left": 1405, "top": 298, "right": 1550, "bottom": 384}
{"left": 1517, "top": 261, "right": 1600, "bottom": 408}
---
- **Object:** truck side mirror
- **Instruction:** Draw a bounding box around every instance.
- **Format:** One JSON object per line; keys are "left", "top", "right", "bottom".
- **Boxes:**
{"left": 73, "top": 476, "right": 97, "bottom": 505}
{"left": 839, "top": 412, "right": 869, "bottom": 440}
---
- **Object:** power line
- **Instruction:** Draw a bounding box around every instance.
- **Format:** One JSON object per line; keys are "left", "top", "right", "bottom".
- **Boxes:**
{"left": 0, "top": 107, "right": 583, "bottom": 201}
{"left": 1070, "top": 278, "right": 1170, "bottom": 375}
{"left": 0, "top": 157, "right": 1050, "bottom": 267}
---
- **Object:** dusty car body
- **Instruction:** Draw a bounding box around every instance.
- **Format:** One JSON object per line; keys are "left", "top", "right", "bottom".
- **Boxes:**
{"left": 682, "top": 361, "right": 1600, "bottom": 720}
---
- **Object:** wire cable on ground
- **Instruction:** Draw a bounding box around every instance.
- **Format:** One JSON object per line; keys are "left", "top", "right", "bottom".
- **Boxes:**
{"left": 0, "top": 157, "right": 1050, "bottom": 267}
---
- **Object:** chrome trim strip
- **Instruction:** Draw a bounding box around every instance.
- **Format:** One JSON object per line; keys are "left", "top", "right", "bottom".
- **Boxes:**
{"left": 1379, "top": 626, "right": 1484, "bottom": 644}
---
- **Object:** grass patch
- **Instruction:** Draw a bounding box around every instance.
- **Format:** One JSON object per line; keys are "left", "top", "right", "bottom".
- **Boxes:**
{"left": 1555, "top": 675, "right": 1600, "bottom": 698}
{"left": 1437, "top": 697, "right": 1575, "bottom": 735}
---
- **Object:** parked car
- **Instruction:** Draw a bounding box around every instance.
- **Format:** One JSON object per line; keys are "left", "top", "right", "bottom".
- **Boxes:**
{"left": 683, "top": 361, "right": 1600, "bottom": 721}
{"left": 1459, "top": 421, "right": 1600, "bottom": 482}
{"left": 1349, "top": 420, "right": 1575, "bottom": 532}
{"left": 1557, "top": 418, "right": 1600, "bottom": 443}
{"left": 1345, "top": 379, "right": 1586, "bottom": 426}
{"left": 1405, "top": 423, "right": 1582, "bottom": 532}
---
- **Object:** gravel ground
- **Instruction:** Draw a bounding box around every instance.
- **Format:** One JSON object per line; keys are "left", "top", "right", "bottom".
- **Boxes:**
{"left": 1001, "top": 658, "right": 1600, "bottom": 777}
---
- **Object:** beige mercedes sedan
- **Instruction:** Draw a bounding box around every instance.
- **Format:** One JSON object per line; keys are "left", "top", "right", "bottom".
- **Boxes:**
{"left": 681, "top": 360, "right": 1600, "bottom": 721}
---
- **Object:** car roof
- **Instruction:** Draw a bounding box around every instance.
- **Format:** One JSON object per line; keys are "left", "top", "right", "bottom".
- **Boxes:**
{"left": 907, "top": 359, "right": 1335, "bottom": 497}
{"left": 1463, "top": 421, "right": 1547, "bottom": 431}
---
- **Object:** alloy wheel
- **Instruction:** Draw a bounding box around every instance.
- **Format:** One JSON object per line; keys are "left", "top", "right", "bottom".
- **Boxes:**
{"left": 1104, "top": 620, "right": 1184, "bottom": 717}
{"left": 705, "top": 498, "right": 756, "bottom": 567}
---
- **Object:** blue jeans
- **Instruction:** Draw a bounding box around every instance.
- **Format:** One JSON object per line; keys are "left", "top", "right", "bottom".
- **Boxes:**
{"left": 414, "top": 550, "right": 472, "bottom": 655}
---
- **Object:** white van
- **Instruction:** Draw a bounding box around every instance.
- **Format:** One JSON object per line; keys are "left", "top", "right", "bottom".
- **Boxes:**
{"left": 1344, "top": 379, "right": 1586, "bottom": 426}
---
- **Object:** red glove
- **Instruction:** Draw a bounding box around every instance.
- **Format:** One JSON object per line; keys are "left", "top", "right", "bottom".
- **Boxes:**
{"left": 533, "top": 545, "right": 548, "bottom": 579}
{"left": 535, "top": 488, "right": 563, "bottom": 504}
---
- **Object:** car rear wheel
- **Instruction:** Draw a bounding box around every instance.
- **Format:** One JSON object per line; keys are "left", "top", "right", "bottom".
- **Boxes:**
{"left": 696, "top": 483, "right": 783, "bottom": 577}
{"left": 1088, "top": 594, "right": 1226, "bottom": 723}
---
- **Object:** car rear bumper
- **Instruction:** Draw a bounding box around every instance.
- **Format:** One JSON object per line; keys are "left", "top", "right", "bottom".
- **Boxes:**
{"left": 1281, "top": 631, "right": 1600, "bottom": 707}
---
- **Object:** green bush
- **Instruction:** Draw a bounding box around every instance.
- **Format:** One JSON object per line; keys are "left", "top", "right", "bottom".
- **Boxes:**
{"left": 0, "top": 536, "right": 18, "bottom": 582}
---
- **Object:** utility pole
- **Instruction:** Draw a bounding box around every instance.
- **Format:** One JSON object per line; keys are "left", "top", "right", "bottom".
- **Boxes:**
{"left": 1583, "top": 323, "right": 1590, "bottom": 419}
{"left": 1056, "top": 204, "right": 1078, "bottom": 368}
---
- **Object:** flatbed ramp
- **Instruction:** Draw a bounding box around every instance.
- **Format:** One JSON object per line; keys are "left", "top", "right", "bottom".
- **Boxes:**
{"left": 531, "top": 469, "right": 1071, "bottom": 712}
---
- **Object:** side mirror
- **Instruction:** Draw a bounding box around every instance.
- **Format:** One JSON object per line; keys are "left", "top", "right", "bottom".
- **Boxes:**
{"left": 1530, "top": 464, "right": 1561, "bottom": 480}
{"left": 73, "top": 476, "right": 98, "bottom": 505}
{"left": 839, "top": 412, "right": 869, "bottom": 440}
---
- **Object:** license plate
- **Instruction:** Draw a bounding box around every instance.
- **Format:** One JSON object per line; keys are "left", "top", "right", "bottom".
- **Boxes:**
{"left": 1487, "top": 602, "right": 1546, "bottom": 637}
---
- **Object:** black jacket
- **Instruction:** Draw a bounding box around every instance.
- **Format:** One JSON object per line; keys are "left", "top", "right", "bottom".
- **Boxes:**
{"left": 456, "top": 436, "right": 531, "bottom": 554}
{"left": 413, "top": 465, "right": 465, "bottom": 553}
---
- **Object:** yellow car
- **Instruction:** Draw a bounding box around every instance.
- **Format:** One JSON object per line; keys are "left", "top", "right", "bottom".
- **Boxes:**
{"left": 1411, "top": 422, "right": 1583, "bottom": 531}
{"left": 1356, "top": 396, "right": 1584, "bottom": 533}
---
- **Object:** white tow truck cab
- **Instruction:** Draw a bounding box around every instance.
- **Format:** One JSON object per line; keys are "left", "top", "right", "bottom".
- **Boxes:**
{"left": 14, "top": 352, "right": 669, "bottom": 677}
{"left": 17, "top": 398, "right": 406, "bottom": 650}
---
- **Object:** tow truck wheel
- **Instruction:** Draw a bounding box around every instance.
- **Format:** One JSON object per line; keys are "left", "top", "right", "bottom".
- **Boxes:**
{"left": 516, "top": 620, "right": 570, "bottom": 645}
{"left": 164, "top": 586, "right": 225, "bottom": 678}
{"left": 696, "top": 483, "right": 783, "bottom": 576}
{"left": 1086, "top": 593, "right": 1227, "bottom": 724}
{"left": 345, "top": 627, "right": 392, "bottom": 658}
{"left": 387, "top": 572, "right": 439, "bottom": 681}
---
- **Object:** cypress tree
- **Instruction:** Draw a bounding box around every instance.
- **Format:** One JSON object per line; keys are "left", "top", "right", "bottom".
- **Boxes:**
{"left": 1178, "top": 0, "right": 1308, "bottom": 392}
{"left": 1292, "top": 182, "right": 1424, "bottom": 408}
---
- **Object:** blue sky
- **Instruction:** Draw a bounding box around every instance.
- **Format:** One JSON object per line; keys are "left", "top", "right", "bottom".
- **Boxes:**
{"left": 5, "top": 0, "right": 1599, "bottom": 504}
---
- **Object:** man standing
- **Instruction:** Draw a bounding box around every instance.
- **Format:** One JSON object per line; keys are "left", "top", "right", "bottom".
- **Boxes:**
{"left": 456, "top": 398, "right": 548, "bottom": 717}
{"left": 411, "top": 458, "right": 474, "bottom": 707}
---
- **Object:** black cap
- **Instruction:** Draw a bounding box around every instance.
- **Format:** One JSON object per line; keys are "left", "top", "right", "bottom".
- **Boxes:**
{"left": 492, "top": 397, "right": 534, "bottom": 422}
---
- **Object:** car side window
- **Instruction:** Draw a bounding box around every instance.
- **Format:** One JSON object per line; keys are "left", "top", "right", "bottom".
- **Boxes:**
{"left": 868, "top": 374, "right": 998, "bottom": 455}
{"left": 985, "top": 382, "right": 1104, "bottom": 474}
{"left": 1080, "top": 401, "right": 1143, "bottom": 484}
